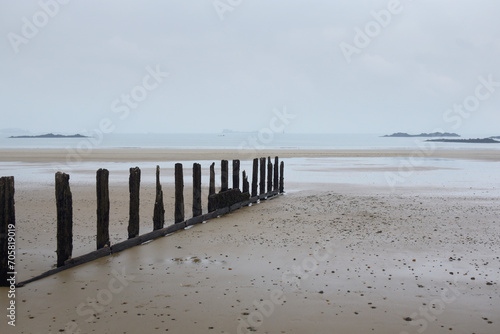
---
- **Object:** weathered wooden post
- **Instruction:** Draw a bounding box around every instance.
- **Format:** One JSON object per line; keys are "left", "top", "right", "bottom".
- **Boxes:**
{"left": 274, "top": 156, "right": 279, "bottom": 191}
{"left": 267, "top": 157, "right": 273, "bottom": 193}
{"left": 251, "top": 158, "right": 258, "bottom": 197}
{"left": 128, "top": 167, "right": 141, "bottom": 239}
{"left": 221, "top": 160, "right": 228, "bottom": 192}
{"left": 242, "top": 171, "right": 249, "bottom": 194}
{"left": 175, "top": 163, "right": 184, "bottom": 223}
{"left": 259, "top": 157, "right": 266, "bottom": 195}
{"left": 279, "top": 161, "right": 284, "bottom": 193}
{"left": 208, "top": 163, "right": 216, "bottom": 212}
{"left": 96, "top": 169, "right": 110, "bottom": 249}
{"left": 55, "top": 172, "right": 73, "bottom": 267}
{"left": 209, "top": 163, "right": 215, "bottom": 196}
{"left": 192, "top": 163, "right": 202, "bottom": 217}
{"left": 0, "top": 177, "right": 15, "bottom": 286}
{"left": 153, "top": 165, "right": 165, "bottom": 231}
{"left": 233, "top": 160, "right": 240, "bottom": 190}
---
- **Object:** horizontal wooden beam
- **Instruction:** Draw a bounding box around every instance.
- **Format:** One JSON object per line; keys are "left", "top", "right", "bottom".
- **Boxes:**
{"left": 16, "top": 189, "right": 282, "bottom": 288}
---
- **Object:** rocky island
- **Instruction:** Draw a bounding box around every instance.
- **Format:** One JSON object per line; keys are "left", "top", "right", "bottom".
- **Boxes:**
{"left": 426, "top": 138, "right": 500, "bottom": 144}
{"left": 9, "top": 133, "right": 89, "bottom": 139}
{"left": 383, "top": 132, "right": 460, "bottom": 137}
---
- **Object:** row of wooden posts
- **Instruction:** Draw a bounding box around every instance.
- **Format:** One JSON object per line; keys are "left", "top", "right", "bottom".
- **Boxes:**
{"left": 0, "top": 157, "right": 284, "bottom": 287}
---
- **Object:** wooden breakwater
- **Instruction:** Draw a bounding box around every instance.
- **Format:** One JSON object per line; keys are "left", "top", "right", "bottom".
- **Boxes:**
{"left": 0, "top": 157, "right": 285, "bottom": 287}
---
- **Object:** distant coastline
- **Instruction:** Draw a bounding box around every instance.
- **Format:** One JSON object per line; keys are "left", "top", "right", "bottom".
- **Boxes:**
{"left": 426, "top": 138, "right": 500, "bottom": 144}
{"left": 9, "top": 133, "right": 89, "bottom": 139}
{"left": 382, "top": 132, "right": 460, "bottom": 138}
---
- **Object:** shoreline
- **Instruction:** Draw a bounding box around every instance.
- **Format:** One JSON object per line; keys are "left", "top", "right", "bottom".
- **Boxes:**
{"left": 1, "top": 147, "right": 500, "bottom": 162}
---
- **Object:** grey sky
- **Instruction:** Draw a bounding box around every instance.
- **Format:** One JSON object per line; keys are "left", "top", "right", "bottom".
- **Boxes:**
{"left": 1, "top": 0, "right": 499, "bottom": 135}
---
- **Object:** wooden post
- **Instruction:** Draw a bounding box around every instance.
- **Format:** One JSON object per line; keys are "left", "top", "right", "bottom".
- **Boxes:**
{"left": 221, "top": 160, "right": 228, "bottom": 192}
{"left": 192, "top": 163, "right": 202, "bottom": 217}
{"left": 259, "top": 157, "right": 266, "bottom": 195}
{"left": 251, "top": 158, "right": 258, "bottom": 197}
{"left": 209, "top": 163, "right": 215, "bottom": 196}
{"left": 175, "top": 163, "right": 184, "bottom": 223}
{"left": 55, "top": 172, "right": 73, "bottom": 267}
{"left": 280, "top": 161, "right": 284, "bottom": 193}
{"left": 242, "top": 171, "right": 249, "bottom": 194}
{"left": 0, "top": 176, "right": 15, "bottom": 286}
{"left": 267, "top": 157, "right": 273, "bottom": 193}
{"left": 153, "top": 165, "right": 165, "bottom": 231}
{"left": 274, "top": 156, "right": 279, "bottom": 191}
{"left": 128, "top": 167, "right": 141, "bottom": 239}
{"left": 209, "top": 163, "right": 215, "bottom": 212}
{"left": 232, "top": 159, "right": 240, "bottom": 190}
{"left": 96, "top": 169, "right": 110, "bottom": 249}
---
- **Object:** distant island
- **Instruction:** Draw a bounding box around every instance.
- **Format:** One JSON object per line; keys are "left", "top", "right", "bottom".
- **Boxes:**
{"left": 426, "top": 138, "right": 500, "bottom": 144}
{"left": 221, "top": 129, "right": 258, "bottom": 134}
{"left": 9, "top": 133, "right": 89, "bottom": 139}
{"left": 489, "top": 136, "right": 500, "bottom": 139}
{"left": 383, "top": 132, "right": 460, "bottom": 138}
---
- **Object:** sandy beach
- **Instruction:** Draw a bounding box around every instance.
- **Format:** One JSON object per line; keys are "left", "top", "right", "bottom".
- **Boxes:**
{"left": 1, "top": 149, "right": 499, "bottom": 334}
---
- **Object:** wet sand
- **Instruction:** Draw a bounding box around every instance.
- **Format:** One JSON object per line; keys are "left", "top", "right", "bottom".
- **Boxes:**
{"left": 1, "top": 147, "right": 500, "bottom": 163}
{"left": 1, "top": 150, "right": 499, "bottom": 334}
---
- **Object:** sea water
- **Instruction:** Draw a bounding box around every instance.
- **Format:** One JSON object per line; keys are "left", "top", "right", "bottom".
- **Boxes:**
{"left": 1, "top": 132, "right": 500, "bottom": 150}
{"left": 0, "top": 133, "right": 499, "bottom": 195}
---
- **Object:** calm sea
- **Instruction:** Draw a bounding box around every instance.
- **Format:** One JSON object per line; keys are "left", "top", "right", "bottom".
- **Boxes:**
{"left": 1, "top": 133, "right": 499, "bottom": 151}
{"left": 1, "top": 133, "right": 499, "bottom": 195}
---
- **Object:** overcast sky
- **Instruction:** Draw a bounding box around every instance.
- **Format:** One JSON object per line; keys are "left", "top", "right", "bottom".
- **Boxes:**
{"left": 1, "top": 0, "right": 499, "bottom": 135}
